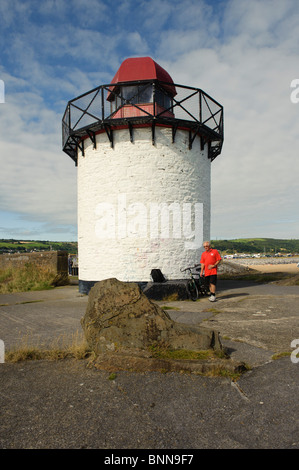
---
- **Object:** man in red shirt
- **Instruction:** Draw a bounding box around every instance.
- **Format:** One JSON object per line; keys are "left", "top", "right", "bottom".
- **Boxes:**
{"left": 199, "top": 241, "right": 222, "bottom": 302}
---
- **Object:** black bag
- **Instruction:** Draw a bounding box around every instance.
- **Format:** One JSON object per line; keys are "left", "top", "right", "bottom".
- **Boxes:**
{"left": 151, "top": 269, "right": 166, "bottom": 283}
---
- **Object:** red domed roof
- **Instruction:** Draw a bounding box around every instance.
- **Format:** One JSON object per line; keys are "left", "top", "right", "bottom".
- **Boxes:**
{"left": 108, "top": 57, "right": 176, "bottom": 99}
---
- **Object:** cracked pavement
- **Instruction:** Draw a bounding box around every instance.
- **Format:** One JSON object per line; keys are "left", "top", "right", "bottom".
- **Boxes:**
{"left": 0, "top": 281, "right": 298, "bottom": 449}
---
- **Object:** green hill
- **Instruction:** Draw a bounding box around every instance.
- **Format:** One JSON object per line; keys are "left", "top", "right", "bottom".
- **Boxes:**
{"left": 211, "top": 238, "right": 299, "bottom": 255}
{"left": 0, "top": 239, "right": 77, "bottom": 254}
{"left": 1, "top": 238, "right": 299, "bottom": 256}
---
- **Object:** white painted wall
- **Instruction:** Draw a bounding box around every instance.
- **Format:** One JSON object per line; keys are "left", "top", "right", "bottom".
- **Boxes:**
{"left": 77, "top": 126, "right": 211, "bottom": 282}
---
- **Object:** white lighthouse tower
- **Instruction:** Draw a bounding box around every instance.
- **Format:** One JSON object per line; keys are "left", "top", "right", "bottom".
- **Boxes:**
{"left": 62, "top": 57, "right": 224, "bottom": 294}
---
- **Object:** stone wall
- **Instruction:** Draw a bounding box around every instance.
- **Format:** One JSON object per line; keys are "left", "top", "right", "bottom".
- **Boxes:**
{"left": 0, "top": 251, "right": 68, "bottom": 275}
{"left": 224, "top": 257, "right": 299, "bottom": 267}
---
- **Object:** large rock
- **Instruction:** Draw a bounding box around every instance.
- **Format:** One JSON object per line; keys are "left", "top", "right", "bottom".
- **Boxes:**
{"left": 81, "top": 278, "right": 222, "bottom": 355}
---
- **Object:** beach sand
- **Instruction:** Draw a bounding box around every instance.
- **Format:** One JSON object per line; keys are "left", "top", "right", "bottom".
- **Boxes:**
{"left": 252, "top": 263, "right": 299, "bottom": 274}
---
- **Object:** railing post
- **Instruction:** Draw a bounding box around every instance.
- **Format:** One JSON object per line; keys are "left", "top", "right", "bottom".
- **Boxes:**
{"left": 67, "top": 104, "right": 71, "bottom": 134}
{"left": 199, "top": 90, "right": 202, "bottom": 124}
{"left": 101, "top": 86, "right": 105, "bottom": 122}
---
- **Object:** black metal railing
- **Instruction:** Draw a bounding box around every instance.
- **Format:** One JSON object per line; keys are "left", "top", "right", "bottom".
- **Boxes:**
{"left": 62, "top": 80, "right": 223, "bottom": 164}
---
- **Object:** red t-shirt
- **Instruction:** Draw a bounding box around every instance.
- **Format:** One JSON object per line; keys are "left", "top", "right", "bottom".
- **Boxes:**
{"left": 200, "top": 249, "right": 222, "bottom": 276}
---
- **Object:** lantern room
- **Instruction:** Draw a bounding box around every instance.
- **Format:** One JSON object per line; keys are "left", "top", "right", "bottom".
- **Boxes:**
{"left": 107, "top": 57, "right": 176, "bottom": 119}
{"left": 62, "top": 56, "right": 224, "bottom": 164}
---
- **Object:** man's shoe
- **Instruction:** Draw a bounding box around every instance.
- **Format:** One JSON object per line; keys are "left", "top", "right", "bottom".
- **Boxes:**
{"left": 209, "top": 295, "right": 216, "bottom": 302}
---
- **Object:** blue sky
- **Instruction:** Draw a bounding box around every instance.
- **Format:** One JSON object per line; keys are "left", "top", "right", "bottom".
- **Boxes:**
{"left": 0, "top": 0, "right": 298, "bottom": 241}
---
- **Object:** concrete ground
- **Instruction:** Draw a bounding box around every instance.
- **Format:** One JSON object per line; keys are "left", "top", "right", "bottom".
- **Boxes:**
{"left": 0, "top": 277, "right": 298, "bottom": 449}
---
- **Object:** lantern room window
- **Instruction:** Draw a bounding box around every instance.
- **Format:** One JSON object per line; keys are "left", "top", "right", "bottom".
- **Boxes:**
{"left": 122, "top": 84, "right": 153, "bottom": 104}
{"left": 110, "top": 83, "right": 173, "bottom": 116}
{"left": 155, "top": 88, "right": 172, "bottom": 110}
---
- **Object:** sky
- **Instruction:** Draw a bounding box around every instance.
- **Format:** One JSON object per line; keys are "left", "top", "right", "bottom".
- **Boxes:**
{"left": 0, "top": 0, "right": 298, "bottom": 242}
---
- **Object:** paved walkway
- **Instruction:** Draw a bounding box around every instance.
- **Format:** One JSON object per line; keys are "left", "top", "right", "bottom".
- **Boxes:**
{"left": 0, "top": 280, "right": 298, "bottom": 449}
{"left": 161, "top": 280, "right": 299, "bottom": 365}
{"left": 0, "top": 286, "right": 87, "bottom": 350}
{"left": 1, "top": 280, "right": 298, "bottom": 355}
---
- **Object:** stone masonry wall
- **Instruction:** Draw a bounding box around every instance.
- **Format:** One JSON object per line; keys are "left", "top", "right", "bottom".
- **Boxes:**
{"left": 77, "top": 126, "right": 211, "bottom": 283}
{"left": 0, "top": 251, "right": 68, "bottom": 275}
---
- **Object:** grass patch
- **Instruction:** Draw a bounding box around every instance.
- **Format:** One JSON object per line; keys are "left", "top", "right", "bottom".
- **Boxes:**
{"left": 0, "top": 263, "right": 68, "bottom": 294}
{"left": 272, "top": 351, "right": 291, "bottom": 360}
{"left": 161, "top": 305, "right": 181, "bottom": 311}
{"left": 5, "top": 330, "right": 92, "bottom": 363}
{"left": 149, "top": 343, "right": 227, "bottom": 361}
{"left": 148, "top": 343, "right": 249, "bottom": 379}
{"left": 161, "top": 293, "right": 180, "bottom": 302}
{"left": 204, "top": 308, "right": 222, "bottom": 314}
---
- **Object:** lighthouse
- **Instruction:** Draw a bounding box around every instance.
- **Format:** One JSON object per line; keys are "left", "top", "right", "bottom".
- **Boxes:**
{"left": 62, "top": 57, "right": 224, "bottom": 294}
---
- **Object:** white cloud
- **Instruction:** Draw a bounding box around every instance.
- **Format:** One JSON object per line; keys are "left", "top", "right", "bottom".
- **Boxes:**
{"left": 125, "top": 32, "right": 149, "bottom": 55}
{"left": 0, "top": 89, "right": 77, "bottom": 231}
{"left": 0, "top": 0, "right": 298, "bottom": 241}
{"left": 153, "top": 0, "right": 299, "bottom": 239}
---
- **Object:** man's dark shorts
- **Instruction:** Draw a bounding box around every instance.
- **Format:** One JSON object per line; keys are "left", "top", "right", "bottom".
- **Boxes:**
{"left": 204, "top": 275, "right": 218, "bottom": 286}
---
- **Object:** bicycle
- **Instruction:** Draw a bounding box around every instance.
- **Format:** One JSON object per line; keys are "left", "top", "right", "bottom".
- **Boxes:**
{"left": 181, "top": 266, "right": 209, "bottom": 301}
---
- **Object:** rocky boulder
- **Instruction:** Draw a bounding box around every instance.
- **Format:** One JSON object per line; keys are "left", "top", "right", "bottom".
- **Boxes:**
{"left": 81, "top": 278, "right": 222, "bottom": 355}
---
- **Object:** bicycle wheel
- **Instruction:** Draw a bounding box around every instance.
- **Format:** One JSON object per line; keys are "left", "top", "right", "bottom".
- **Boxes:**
{"left": 187, "top": 279, "right": 198, "bottom": 301}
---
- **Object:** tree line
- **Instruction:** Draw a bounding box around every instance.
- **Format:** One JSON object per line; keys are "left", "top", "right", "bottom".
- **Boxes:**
{"left": 211, "top": 238, "right": 299, "bottom": 255}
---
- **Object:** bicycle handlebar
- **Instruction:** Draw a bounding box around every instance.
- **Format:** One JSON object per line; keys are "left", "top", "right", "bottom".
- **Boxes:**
{"left": 181, "top": 265, "right": 201, "bottom": 273}
{"left": 181, "top": 266, "right": 192, "bottom": 272}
